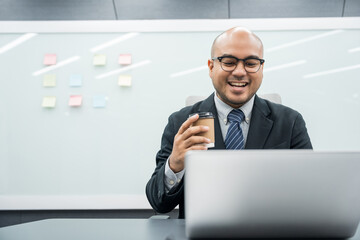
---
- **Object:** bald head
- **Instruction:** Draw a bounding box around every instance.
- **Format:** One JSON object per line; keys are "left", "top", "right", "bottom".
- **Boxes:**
{"left": 211, "top": 27, "right": 263, "bottom": 58}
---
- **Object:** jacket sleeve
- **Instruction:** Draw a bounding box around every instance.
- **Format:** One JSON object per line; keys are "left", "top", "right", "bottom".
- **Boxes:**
{"left": 145, "top": 113, "right": 184, "bottom": 213}
{"left": 291, "top": 113, "right": 313, "bottom": 149}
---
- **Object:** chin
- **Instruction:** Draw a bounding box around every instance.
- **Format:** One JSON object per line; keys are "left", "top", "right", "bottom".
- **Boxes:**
{"left": 226, "top": 99, "right": 247, "bottom": 108}
{"left": 218, "top": 91, "right": 249, "bottom": 107}
{"left": 229, "top": 96, "right": 248, "bottom": 105}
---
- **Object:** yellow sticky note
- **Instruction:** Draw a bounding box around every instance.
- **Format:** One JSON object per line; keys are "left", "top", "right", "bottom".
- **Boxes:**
{"left": 118, "top": 75, "right": 132, "bottom": 87}
{"left": 42, "top": 96, "right": 56, "bottom": 108}
{"left": 43, "top": 74, "right": 56, "bottom": 87}
{"left": 93, "top": 54, "right": 106, "bottom": 66}
{"left": 69, "top": 95, "right": 82, "bottom": 107}
{"left": 44, "top": 54, "right": 57, "bottom": 65}
{"left": 119, "top": 54, "right": 132, "bottom": 65}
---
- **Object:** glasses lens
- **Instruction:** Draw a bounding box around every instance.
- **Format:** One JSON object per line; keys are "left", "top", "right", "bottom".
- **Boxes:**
{"left": 219, "top": 57, "right": 262, "bottom": 73}
{"left": 220, "top": 57, "right": 237, "bottom": 72}
{"left": 244, "top": 59, "right": 261, "bottom": 73}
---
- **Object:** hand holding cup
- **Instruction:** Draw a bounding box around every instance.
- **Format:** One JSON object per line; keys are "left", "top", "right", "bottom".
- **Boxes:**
{"left": 169, "top": 113, "right": 214, "bottom": 173}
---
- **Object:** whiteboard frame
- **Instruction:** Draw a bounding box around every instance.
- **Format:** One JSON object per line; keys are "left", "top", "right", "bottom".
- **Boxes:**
{"left": 0, "top": 17, "right": 359, "bottom": 33}
{"left": 0, "top": 17, "right": 359, "bottom": 210}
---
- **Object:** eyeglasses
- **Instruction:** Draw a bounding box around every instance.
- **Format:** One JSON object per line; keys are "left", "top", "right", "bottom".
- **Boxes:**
{"left": 212, "top": 56, "right": 265, "bottom": 73}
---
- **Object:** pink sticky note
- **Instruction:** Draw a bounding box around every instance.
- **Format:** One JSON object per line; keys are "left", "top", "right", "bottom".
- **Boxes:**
{"left": 69, "top": 95, "right": 82, "bottom": 107}
{"left": 118, "top": 54, "right": 132, "bottom": 65}
{"left": 44, "top": 54, "right": 57, "bottom": 65}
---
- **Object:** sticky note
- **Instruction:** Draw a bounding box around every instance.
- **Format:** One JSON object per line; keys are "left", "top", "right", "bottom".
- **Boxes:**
{"left": 43, "top": 74, "right": 56, "bottom": 87}
{"left": 42, "top": 96, "right": 56, "bottom": 108}
{"left": 43, "top": 54, "right": 57, "bottom": 65}
{"left": 93, "top": 95, "right": 106, "bottom": 108}
{"left": 119, "top": 54, "right": 132, "bottom": 65}
{"left": 69, "top": 74, "right": 82, "bottom": 87}
{"left": 69, "top": 95, "right": 82, "bottom": 107}
{"left": 118, "top": 75, "right": 132, "bottom": 87}
{"left": 93, "top": 54, "right": 106, "bottom": 66}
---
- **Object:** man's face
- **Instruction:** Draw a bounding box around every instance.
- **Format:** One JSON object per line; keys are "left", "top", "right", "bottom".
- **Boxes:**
{"left": 208, "top": 31, "right": 264, "bottom": 108}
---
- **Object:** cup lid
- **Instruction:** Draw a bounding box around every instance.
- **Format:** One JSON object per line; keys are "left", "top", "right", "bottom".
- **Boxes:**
{"left": 189, "top": 112, "right": 214, "bottom": 119}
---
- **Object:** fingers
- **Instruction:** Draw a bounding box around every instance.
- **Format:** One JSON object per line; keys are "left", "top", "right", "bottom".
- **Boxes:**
{"left": 188, "top": 145, "right": 208, "bottom": 151}
{"left": 175, "top": 113, "right": 210, "bottom": 148}
{"left": 183, "top": 136, "right": 211, "bottom": 149}
{"left": 174, "top": 125, "right": 210, "bottom": 150}
{"left": 169, "top": 113, "right": 212, "bottom": 173}
{"left": 169, "top": 141, "right": 208, "bottom": 172}
{"left": 177, "top": 114, "right": 199, "bottom": 135}
{"left": 181, "top": 125, "right": 208, "bottom": 140}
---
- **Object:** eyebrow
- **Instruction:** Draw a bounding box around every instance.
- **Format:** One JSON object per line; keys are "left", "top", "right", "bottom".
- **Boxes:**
{"left": 220, "top": 54, "right": 261, "bottom": 59}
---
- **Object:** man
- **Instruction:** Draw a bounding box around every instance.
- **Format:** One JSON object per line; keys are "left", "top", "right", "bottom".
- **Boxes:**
{"left": 146, "top": 27, "right": 312, "bottom": 218}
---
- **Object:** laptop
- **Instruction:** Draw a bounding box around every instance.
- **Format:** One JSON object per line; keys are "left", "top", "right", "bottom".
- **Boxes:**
{"left": 185, "top": 150, "right": 360, "bottom": 239}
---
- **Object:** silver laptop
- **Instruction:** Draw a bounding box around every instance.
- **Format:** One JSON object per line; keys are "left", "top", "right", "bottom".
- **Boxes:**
{"left": 185, "top": 150, "right": 360, "bottom": 239}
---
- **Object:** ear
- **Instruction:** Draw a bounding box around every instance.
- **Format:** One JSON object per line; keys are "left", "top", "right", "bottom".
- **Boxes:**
{"left": 208, "top": 59, "right": 214, "bottom": 77}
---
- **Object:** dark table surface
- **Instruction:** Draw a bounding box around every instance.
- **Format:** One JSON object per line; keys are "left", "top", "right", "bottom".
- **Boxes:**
{"left": 0, "top": 218, "right": 359, "bottom": 240}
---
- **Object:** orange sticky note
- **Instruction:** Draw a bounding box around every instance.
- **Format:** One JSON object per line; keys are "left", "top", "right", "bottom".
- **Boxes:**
{"left": 118, "top": 54, "right": 132, "bottom": 65}
{"left": 44, "top": 54, "right": 57, "bottom": 65}
{"left": 69, "top": 95, "right": 82, "bottom": 107}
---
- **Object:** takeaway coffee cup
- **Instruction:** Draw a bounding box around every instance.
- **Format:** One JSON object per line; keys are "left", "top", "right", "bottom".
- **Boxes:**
{"left": 190, "top": 112, "right": 215, "bottom": 148}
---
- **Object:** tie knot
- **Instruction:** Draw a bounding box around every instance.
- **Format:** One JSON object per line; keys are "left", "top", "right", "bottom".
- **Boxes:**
{"left": 228, "top": 109, "right": 244, "bottom": 123}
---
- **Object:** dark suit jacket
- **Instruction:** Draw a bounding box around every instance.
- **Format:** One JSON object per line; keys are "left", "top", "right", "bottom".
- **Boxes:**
{"left": 146, "top": 93, "right": 312, "bottom": 218}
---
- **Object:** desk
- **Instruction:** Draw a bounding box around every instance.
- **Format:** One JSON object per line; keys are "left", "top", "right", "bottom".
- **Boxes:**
{"left": 0, "top": 219, "right": 359, "bottom": 240}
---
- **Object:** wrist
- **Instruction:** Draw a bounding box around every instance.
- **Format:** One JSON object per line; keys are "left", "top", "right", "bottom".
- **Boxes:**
{"left": 169, "top": 155, "right": 184, "bottom": 173}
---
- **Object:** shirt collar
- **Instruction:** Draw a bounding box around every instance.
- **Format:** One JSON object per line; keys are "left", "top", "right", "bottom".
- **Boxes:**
{"left": 214, "top": 92, "right": 254, "bottom": 125}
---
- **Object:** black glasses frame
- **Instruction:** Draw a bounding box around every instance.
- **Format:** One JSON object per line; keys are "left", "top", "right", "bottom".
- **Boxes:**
{"left": 212, "top": 56, "right": 265, "bottom": 73}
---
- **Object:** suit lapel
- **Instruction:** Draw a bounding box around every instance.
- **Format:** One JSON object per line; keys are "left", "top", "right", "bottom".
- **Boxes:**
{"left": 209, "top": 104, "right": 226, "bottom": 149}
{"left": 197, "top": 93, "right": 226, "bottom": 150}
{"left": 245, "top": 95, "right": 273, "bottom": 149}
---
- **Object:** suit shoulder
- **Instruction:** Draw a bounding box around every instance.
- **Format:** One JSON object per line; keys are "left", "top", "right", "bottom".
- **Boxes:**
{"left": 257, "top": 97, "right": 301, "bottom": 119}
{"left": 168, "top": 101, "right": 204, "bottom": 124}
{"left": 269, "top": 100, "right": 299, "bottom": 114}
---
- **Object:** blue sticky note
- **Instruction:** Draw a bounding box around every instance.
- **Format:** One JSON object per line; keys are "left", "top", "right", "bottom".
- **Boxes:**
{"left": 93, "top": 95, "right": 106, "bottom": 108}
{"left": 69, "top": 74, "right": 82, "bottom": 87}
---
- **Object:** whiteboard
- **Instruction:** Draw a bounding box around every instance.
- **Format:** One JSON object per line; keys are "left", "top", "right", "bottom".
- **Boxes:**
{"left": 0, "top": 19, "right": 359, "bottom": 209}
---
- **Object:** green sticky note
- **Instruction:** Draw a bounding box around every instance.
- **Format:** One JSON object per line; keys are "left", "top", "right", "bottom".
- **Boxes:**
{"left": 118, "top": 75, "right": 132, "bottom": 87}
{"left": 43, "top": 74, "right": 56, "bottom": 87}
{"left": 42, "top": 96, "right": 56, "bottom": 108}
{"left": 93, "top": 54, "right": 106, "bottom": 66}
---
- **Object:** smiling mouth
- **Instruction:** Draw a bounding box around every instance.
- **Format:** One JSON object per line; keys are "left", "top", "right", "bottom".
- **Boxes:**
{"left": 229, "top": 82, "right": 248, "bottom": 87}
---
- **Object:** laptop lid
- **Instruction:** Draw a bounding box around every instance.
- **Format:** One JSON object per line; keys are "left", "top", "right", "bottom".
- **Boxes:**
{"left": 185, "top": 150, "right": 360, "bottom": 239}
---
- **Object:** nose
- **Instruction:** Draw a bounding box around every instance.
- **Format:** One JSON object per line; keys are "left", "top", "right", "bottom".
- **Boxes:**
{"left": 232, "top": 61, "right": 247, "bottom": 76}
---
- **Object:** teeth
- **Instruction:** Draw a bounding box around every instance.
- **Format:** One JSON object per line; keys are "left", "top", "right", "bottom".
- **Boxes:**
{"left": 231, "top": 82, "right": 247, "bottom": 87}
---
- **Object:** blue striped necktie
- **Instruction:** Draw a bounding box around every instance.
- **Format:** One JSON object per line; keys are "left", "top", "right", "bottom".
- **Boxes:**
{"left": 225, "top": 109, "right": 245, "bottom": 149}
